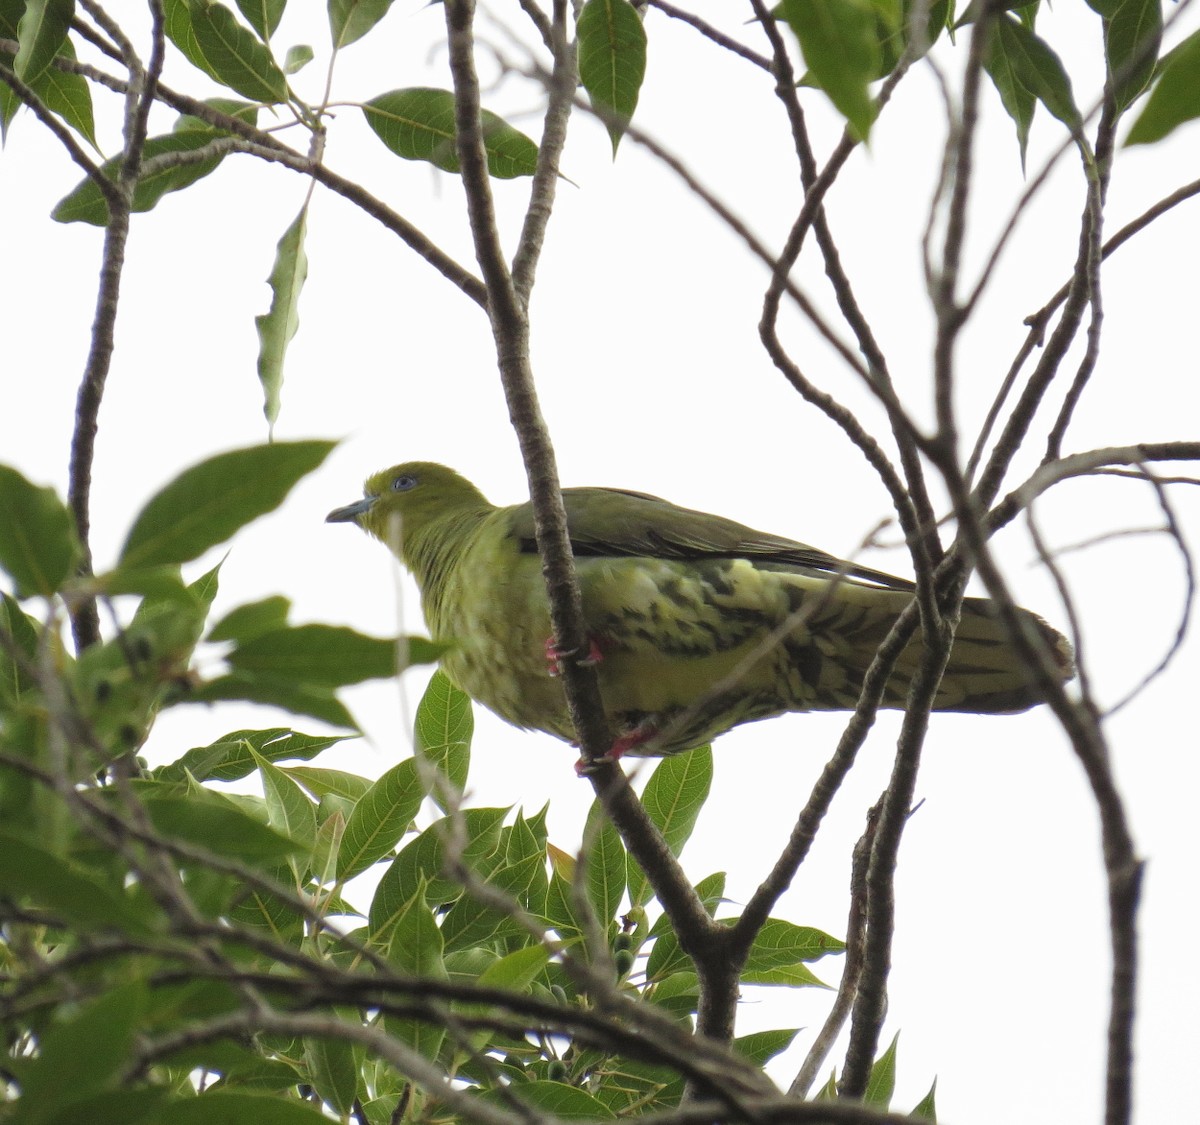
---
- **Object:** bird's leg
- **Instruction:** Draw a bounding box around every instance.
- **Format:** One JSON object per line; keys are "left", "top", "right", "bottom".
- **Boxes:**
{"left": 574, "top": 716, "right": 660, "bottom": 775}
{"left": 545, "top": 635, "right": 605, "bottom": 677}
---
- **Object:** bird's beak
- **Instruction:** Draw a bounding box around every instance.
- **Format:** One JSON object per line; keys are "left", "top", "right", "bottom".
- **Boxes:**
{"left": 326, "top": 496, "right": 376, "bottom": 524}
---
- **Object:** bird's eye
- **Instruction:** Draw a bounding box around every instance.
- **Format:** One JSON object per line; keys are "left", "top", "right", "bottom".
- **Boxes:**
{"left": 392, "top": 474, "right": 418, "bottom": 492}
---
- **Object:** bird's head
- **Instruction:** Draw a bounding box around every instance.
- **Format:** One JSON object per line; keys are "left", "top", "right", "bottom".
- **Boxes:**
{"left": 326, "top": 462, "right": 491, "bottom": 554}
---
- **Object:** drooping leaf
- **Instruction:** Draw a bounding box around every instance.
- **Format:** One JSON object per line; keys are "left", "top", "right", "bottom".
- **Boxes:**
{"left": 779, "top": 0, "right": 880, "bottom": 139}
{"left": 991, "top": 15, "right": 1082, "bottom": 134}
{"left": 0, "top": 24, "right": 97, "bottom": 144}
{"left": 255, "top": 206, "right": 308, "bottom": 436}
{"left": 119, "top": 441, "right": 334, "bottom": 569}
{"left": 0, "top": 464, "right": 81, "bottom": 597}
{"left": 363, "top": 88, "right": 539, "bottom": 179}
{"left": 1103, "top": 0, "right": 1161, "bottom": 114}
{"left": 329, "top": 0, "right": 397, "bottom": 48}
{"left": 189, "top": 0, "right": 289, "bottom": 102}
{"left": 1125, "top": 29, "right": 1200, "bottom": 145}
{"left": 236, "top": 0, "right": 286, "bottom": 39}
{"left": 577, "top": 0, "right": 647, "bottom": 155}
{"left": 14, "top": 0, "right": 72, "bottom": 82}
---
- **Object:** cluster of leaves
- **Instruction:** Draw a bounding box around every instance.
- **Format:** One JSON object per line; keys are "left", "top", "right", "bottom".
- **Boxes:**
{"left": 1, "top": 443, "right": 947, "bottom": 1121}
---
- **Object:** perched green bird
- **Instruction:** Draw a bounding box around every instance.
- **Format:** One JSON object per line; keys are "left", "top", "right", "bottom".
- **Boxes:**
{"left": 328, "top": 463, "right": 1073, "bottom": 758}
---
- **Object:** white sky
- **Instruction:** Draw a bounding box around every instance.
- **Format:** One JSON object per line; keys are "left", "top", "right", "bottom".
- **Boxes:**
{"left": 3, "top": 2, "right": 1199, "bottom": 1121}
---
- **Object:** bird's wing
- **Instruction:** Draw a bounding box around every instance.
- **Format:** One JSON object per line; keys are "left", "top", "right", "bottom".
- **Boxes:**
{"left": 509, "top": 487, "right": 914, "bottom": 591}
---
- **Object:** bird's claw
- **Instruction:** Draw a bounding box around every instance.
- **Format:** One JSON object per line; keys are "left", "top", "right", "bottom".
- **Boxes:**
{"left": 545, "top": 636, "right": 604, "bottom": 677}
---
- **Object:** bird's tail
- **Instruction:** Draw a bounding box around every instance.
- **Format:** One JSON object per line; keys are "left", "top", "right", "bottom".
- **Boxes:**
{"left": 898, "top": 595, "right": 1074, "bottom": 714}
{"left": 795, "top": 582, "right": 1075, "bottom": 714}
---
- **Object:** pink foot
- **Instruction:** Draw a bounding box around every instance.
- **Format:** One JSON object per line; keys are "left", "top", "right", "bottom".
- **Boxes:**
{"left": 545, "top": 636, "right": 604, "bottom": 677}
{"left": 573, "top": 720, "right": 659, "bottom": 775}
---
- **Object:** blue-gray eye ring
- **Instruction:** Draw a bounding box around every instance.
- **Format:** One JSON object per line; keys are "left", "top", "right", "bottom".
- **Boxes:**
{"left": 392, "top": 474, "right": 418, "bottom": 492}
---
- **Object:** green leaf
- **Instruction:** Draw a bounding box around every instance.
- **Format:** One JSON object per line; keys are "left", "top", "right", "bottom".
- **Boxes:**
{"left": 188, "top": 671, "right": 357, "bottom": 729}
{"left": 733, "top": 1027, "right": 802, "bottom": 1066}
{"left": 991, "top": 16, "right": 1081, "bottom": 133}
{"left": 303, "top": 1035, "right": 358, "bottom": 1117}
{"left": 12, "top": 33, "right": 97, "bottom": 144}
{"left": 0, "top": 592, "right": 41, "bottom": 705}
{"left": 779, "top": 0, "right": 880, "bottom": 139}
{"left": 236, "top": 0, "right": 286, "bottom": 39}
{"left": 38, "top": 1088, "right": 170, "bottom": 1125}
{"left": 141, "top": 790, "right": 303, "bottom": 864}
{"left": 983, "top": 18, "right": 1036, "bottom": 163}
{"left": 628, "top": 744, "right": 710, "bottom": 906}
{"left": 369, "top": 808, "right": 507, "bottom": 936}
{"left": 1104, "top": 0, "right": 1161, "bottom": 113}
{"left": 336, "top": 758, "right": 423, "bottom": 880}
{"left": 190, "top": 0, "right": 288, "bottom": 102}
{"left": 159, "top": 728, "right": 347, "bottom": 783}
{"left": 227, "top": 624, "right": 433, "bottom": 685}
{"left": 584, "top": 802, "right": 626, "bottom": 926}
{"left": 0, "top": 464, "right": 80, "bottom": 597}
{"left": 414, "top": 669, "right": 472, "bottom": 811}
{"left": 13, "top": 982, "right": 144, "bottom": 1119}
{"left": 14, "top": 0, "right": 72, "bottom": 82}
{"left": 119, "top": 441, "right": 334, "bottom": 569}
{"left": 207, "top": 595, "right": 291, "bottom": 643}
{"left": 383, "top": 885, "right": 447, "bottom": 1059}
{"left": 363, "top": 88, "right": 539, "bottom": 179}
{"left": 477, "top": 944, "right": 549, "bottom": 991}
{"left": 740, "top": 961, "right": 829, "bottom": 987}
{"left": 865, "top": 1031, "right": 900, "bottom": 1107}
{"left": 283, "top": 43, "right": 314, "bottom": 73}
{"left": 478, "top": 1081, "right": 616, "bottom": 1119}
{"left": 255, "top": 207, "right": 308, "bottom": 437}
{"left": 254, "top": 749, "right": 317, "bottom": 879}
{"left": 52, "top": 131, "right": 230, "bottom": 225}
{"left": 577, "top": 0, "right": 647, "bottom": 155}
{"left": 743, "top": 918, "right": 846, "bottom": 971}
{"left": 1126, "top": 29, "right": 1200, "bottom": 145}
{"left": 154, "top": 1090, "right": 334, "bottom": 1123}
{"left": 0, "top": 830, "right": 147, "bottom": 931}
{"left": 284, "top": 766, "right": 373, "bottom": 802}
{"left": 164, "top": 0, "right": 224, "bottom": 82}
{"left": 329, "top": 0, "right": 397, "bottom": 49}
{"left": 910, "top": 1077, "right": 938, "bottom": 1120}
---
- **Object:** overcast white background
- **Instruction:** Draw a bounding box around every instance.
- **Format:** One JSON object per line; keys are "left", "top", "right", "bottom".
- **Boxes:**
{"left": 3, "top": 2, "right": 1198, "bottom": 1121}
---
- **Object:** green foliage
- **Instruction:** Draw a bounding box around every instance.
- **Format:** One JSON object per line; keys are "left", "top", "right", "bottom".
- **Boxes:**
{"left": 577, "top": 0, "right": 648, "bottom": 155}
{"left": 3, "top": 2, "right": 1181, "bottom": 1120}
{"left": 1126, "top": 29, "right": 1200, "bottom": 145}
{"left": 363, "top": 87, "right": 540, "bottom": 178}
{"left": 256, "top": 207, "right": 309, "bottom": 437}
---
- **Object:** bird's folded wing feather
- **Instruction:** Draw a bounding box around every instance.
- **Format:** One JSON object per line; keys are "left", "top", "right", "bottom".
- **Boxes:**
{"left": 509, "top": 487, "right": 914, "bottom": 592}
